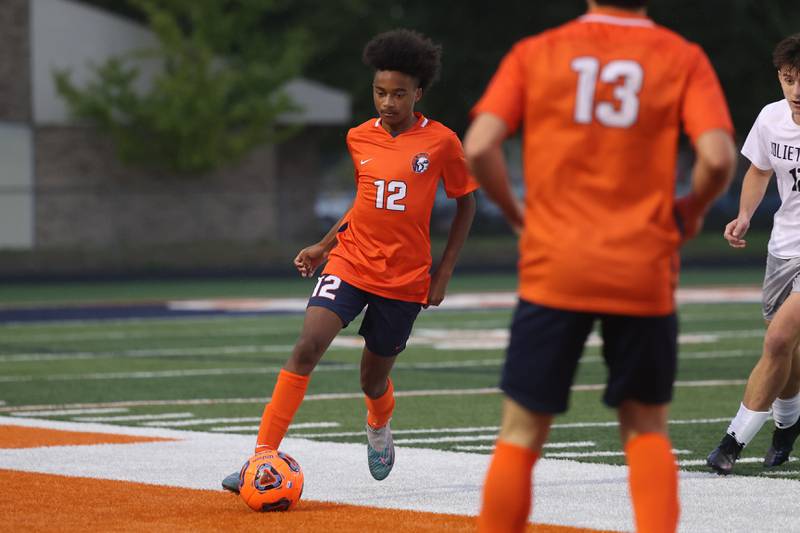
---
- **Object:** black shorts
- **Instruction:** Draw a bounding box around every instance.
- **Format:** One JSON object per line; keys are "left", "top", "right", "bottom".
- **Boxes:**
{"left": 502, "top": 299, "right": 677, "bottom": 414}
{"left": 307, "top": 273, "right": 422, "bottom": 357}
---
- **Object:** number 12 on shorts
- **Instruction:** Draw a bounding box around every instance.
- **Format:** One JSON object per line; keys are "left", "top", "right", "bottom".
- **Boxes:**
{"left": 312, "top": 274, "right": 341, "bottom": 300}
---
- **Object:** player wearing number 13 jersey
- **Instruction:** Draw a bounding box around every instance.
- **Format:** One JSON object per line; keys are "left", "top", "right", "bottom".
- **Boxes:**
{"left": 219, "top": 29, "right": 477, "bottom": 493}
{"left": 465, "top": 1, "right": 736, "bottom": 532}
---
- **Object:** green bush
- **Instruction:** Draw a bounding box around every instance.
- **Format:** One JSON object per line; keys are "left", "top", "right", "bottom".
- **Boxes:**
{"left": 54, "top": 0, "right": 310, "bottom": 174}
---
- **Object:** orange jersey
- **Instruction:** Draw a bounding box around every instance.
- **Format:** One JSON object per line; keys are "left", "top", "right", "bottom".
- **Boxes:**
{"left": 325, "top": 113, "right": 478, "bottom": 303}
{"left": 472, "top": 8, "right": 733, "bottom": 315}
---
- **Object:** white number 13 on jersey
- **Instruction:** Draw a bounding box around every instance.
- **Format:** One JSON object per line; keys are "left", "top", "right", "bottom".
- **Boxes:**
{"left": 571, "top": 57, "right": 643, "bottom": 128}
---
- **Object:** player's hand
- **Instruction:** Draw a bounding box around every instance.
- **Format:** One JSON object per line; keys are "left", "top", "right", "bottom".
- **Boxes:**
{"left": 674, "top": 194, "right": 704, "bottom": 242}
{"left": 424, "top": 270, "right": 450, "bottom": 308}
{"left": 723, "top": 217, "right": 750, "bottom": 248}
{"left": 293, "top": 243, "right": 328, "bottom": 278}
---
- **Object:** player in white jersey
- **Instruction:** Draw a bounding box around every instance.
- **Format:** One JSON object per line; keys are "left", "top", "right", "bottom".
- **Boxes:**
{"left": 707, "top": 34, "right": 800, "bottom": 474}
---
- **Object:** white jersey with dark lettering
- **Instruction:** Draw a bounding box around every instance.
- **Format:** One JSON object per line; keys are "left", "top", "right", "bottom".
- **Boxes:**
{"left": 742, "top": 99, "right": 800, "bottom": 258}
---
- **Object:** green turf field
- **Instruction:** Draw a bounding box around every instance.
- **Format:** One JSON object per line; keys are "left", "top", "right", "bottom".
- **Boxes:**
{"left": 0, "top": 269, "right": 796, "bottom": 482}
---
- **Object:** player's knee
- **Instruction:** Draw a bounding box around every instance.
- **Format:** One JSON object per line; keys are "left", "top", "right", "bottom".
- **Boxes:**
{"left": 764, "top": 333, "right": 797, "bottom": 360}
{"left": 291, "top": 335, "right": 325, "bottom": 370}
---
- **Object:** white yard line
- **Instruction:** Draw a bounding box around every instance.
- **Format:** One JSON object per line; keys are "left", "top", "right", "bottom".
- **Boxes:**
{"left": 0, "top": 383, "right": 748, "bottom": 414}
{"left": 678, "top": 457, "right": 798, "bottom": 467}
{"left": 292, "top": 426, "right": 502, "bottom": 438}
{"left": 72, "top": 412, "right": 195, "bottom": 422}
{"left": 546, "top": 449, "right": 692, "bottom": 459}
{"left": 9, "top": 407, "right": 128, "bottom": 417}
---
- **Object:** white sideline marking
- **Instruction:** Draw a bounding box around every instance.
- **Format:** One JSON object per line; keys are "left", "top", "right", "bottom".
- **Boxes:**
{"left": 10, "top": 407, "right": 128, "bottom": 417}
{"left": 394, "top": 434, "right": 498, "bottom": 444}
{"left": 165, "top": 287, "right": 763, "bottom": 315}
{"left": 679, "top": 457, "right": 798, "bottom": 467}
{"left": 142, "top": 416, "right": 260, "bottom": 427}
{"left": 0, "top": 324, "right": 300, "bottom": 344}
{"left": 0, "top": 344, "right": 300, "bottom": 363}
{"left": 0, "top": 324, "right": 767, "bottom": 363}
{"left": 759, "top": 470, "right": 800, "bottom": 476}
{"left": 0, "top": 415, "right": 795, "bottom": 533}
{"left": 0, "top": 355, "right": 755, "bottom": 384}
{"left": 167, "top": 421, "right": 340, "bottom": 431}
{"left": 0, "top": 358, "right": 505, "bottom": 381}
{"left": 453, "top": 442, "right": 595, "bottom": 452}
{"left": 293, "top": 426, "right": 502, "bottom": 438}
{"left": 73, "top": 412, "right": 195, "bottom": 422}
{"left": 0, "top": 383, "right": 748, "bottom": 415}
{"left": 546, "top": 449, "right": 692, "bottom": 459}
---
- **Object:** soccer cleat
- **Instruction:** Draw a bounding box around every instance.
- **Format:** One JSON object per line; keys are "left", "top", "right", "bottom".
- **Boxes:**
{"left": 764, "top": 417, "right": 800, "bottom": 467}
{"left": 221, "top": 470, "right": 241, "bottom": 494}
{"left": 366, "top": 422, "right": 395, "bottom": 481}
{"left": 706, "top": 433, "right": 744, "bottom": 475}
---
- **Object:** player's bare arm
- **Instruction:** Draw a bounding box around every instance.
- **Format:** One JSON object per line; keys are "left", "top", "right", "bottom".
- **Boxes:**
{"left": 426, "top": 191, "right": 476, "bottom": 307}
{"left": 293, "top": 204, "right": 353, "bottom": 277}
{"left": 675, "top": 128, "right": 736, "bottom": 241}
{"left": 724, "top": 163, "right": 773, "bottom": 248}
{"left": 464, "top": 113, "right": 524, "bottom": 233}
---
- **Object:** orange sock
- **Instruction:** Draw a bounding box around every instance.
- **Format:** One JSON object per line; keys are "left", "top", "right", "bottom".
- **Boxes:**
{"left": 364, "top": 378, "right": 395, "bottom": 429}
{"left": 625, "top": 433, "right": 679, "bottom": 533}
{"left": 477, "top": 440, "right": 538, "bottom": 533}
{"left": 254, "top": 369, "right": 309, "bottom": 452}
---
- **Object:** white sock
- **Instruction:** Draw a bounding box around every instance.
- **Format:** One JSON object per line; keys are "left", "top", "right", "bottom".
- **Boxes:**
{"left": 726, "top": 403, "right": 771, "bottom": 446}
{"left": 772, "top": 393, "right": 800, "bottom": 429}
{"left": 366, "top": 420, "right": 391, "bottom": 450}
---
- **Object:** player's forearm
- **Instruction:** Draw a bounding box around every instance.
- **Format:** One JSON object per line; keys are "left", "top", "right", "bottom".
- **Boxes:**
{"left": 465, "top": 113, "right": 524, "bottom": 230}
{"left": 689, "top": 129, "right": 737, "bottom": 214}
{"left": 468, "top": 147, "right": 523, "bottom": 229}
{"left": 435, "top": 193, "right": 476, "bottom": 275}
{"left": 737, "top": 167, "right": 773, "bottom": 221}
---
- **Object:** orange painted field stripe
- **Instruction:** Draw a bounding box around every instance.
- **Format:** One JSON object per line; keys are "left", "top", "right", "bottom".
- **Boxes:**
{"left": 0, "top": 470, "right": 611, "bottom": 532}
{"left": 0, "top": 425, "right": 173, "bottom": 448}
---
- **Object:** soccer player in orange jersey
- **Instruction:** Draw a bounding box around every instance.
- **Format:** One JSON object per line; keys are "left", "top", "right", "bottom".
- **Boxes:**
{"left": 464, "top": 1, "right": 736, "bottom": 532}
{"left": 221, "top": 29, "right": 477, "bottom": 490}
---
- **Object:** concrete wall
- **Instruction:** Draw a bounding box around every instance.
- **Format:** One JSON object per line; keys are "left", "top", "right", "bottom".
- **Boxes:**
{"left": 34, "top": 126, "right": 280, "bottom": 247}
{"left": 0, "top": 123, "right": 34, "bottom": 248}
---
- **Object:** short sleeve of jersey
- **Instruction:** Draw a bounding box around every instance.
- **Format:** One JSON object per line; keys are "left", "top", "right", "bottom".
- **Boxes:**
{"left": 470, "top": 41, "right": 527, "bottom": 134}
{"left": 681, "top": 45, "right": 734, "bottom": 142}
{"left": 441, "top": 133, "right": 480, "bottom": 198}
{"left": 741, "top": 109, "right": 772, "bottom": 171}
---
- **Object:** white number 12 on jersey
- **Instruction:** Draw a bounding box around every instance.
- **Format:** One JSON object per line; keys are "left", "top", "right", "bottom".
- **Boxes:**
{"left": 571, "top": 57, "right": 643, "bottom": 128}
{"left": 373, "top": 180, "right": 407, "bottom": 211}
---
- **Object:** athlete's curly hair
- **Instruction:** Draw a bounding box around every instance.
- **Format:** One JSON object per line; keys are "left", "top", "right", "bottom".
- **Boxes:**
{"left": 362, "top": 29, "right": 442, "bottom": 91}
{"left": 774, "top": 34, "right": 800, "bottom": 73}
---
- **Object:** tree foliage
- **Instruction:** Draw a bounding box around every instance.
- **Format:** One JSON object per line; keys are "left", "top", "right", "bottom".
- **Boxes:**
{"left": 55, "top": 0, "right": 310, "bottom": 174}
{"left": 73, "top": 0, "right": 800, "bottom": 165}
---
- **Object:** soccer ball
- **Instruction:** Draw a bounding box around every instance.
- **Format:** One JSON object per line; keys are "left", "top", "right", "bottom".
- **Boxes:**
{"left": 238, "top": 448, "right": 304, "bottom": 512}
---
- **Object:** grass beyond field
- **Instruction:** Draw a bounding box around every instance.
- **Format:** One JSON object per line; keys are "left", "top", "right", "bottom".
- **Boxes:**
{"left": 0, "top": 268, "right": 795, "bottom": 484}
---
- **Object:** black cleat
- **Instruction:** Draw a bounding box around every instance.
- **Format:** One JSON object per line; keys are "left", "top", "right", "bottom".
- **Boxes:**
{"left": 706, "top": 433, "right": 744, "bottom": 475}
{"left": 222, "top": 471, "right": 241, "bottom": 494}
{"left": 764, "top": 417, "right": 800, "bottom": 467}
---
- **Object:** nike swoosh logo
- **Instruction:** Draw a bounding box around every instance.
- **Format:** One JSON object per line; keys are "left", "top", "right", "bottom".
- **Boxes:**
{"left": 360, "top": 158, "right": 373, "bottom": 165}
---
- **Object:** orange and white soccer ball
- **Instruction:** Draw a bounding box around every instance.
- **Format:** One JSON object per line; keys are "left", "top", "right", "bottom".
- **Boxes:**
{"left": 238, "top": 449, "right": 304, "bottom": 512}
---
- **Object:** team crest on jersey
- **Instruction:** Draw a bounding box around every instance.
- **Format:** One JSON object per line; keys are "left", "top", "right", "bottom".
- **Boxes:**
{"left": 411, "top": 152, "right": 430, "bottom": 173}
